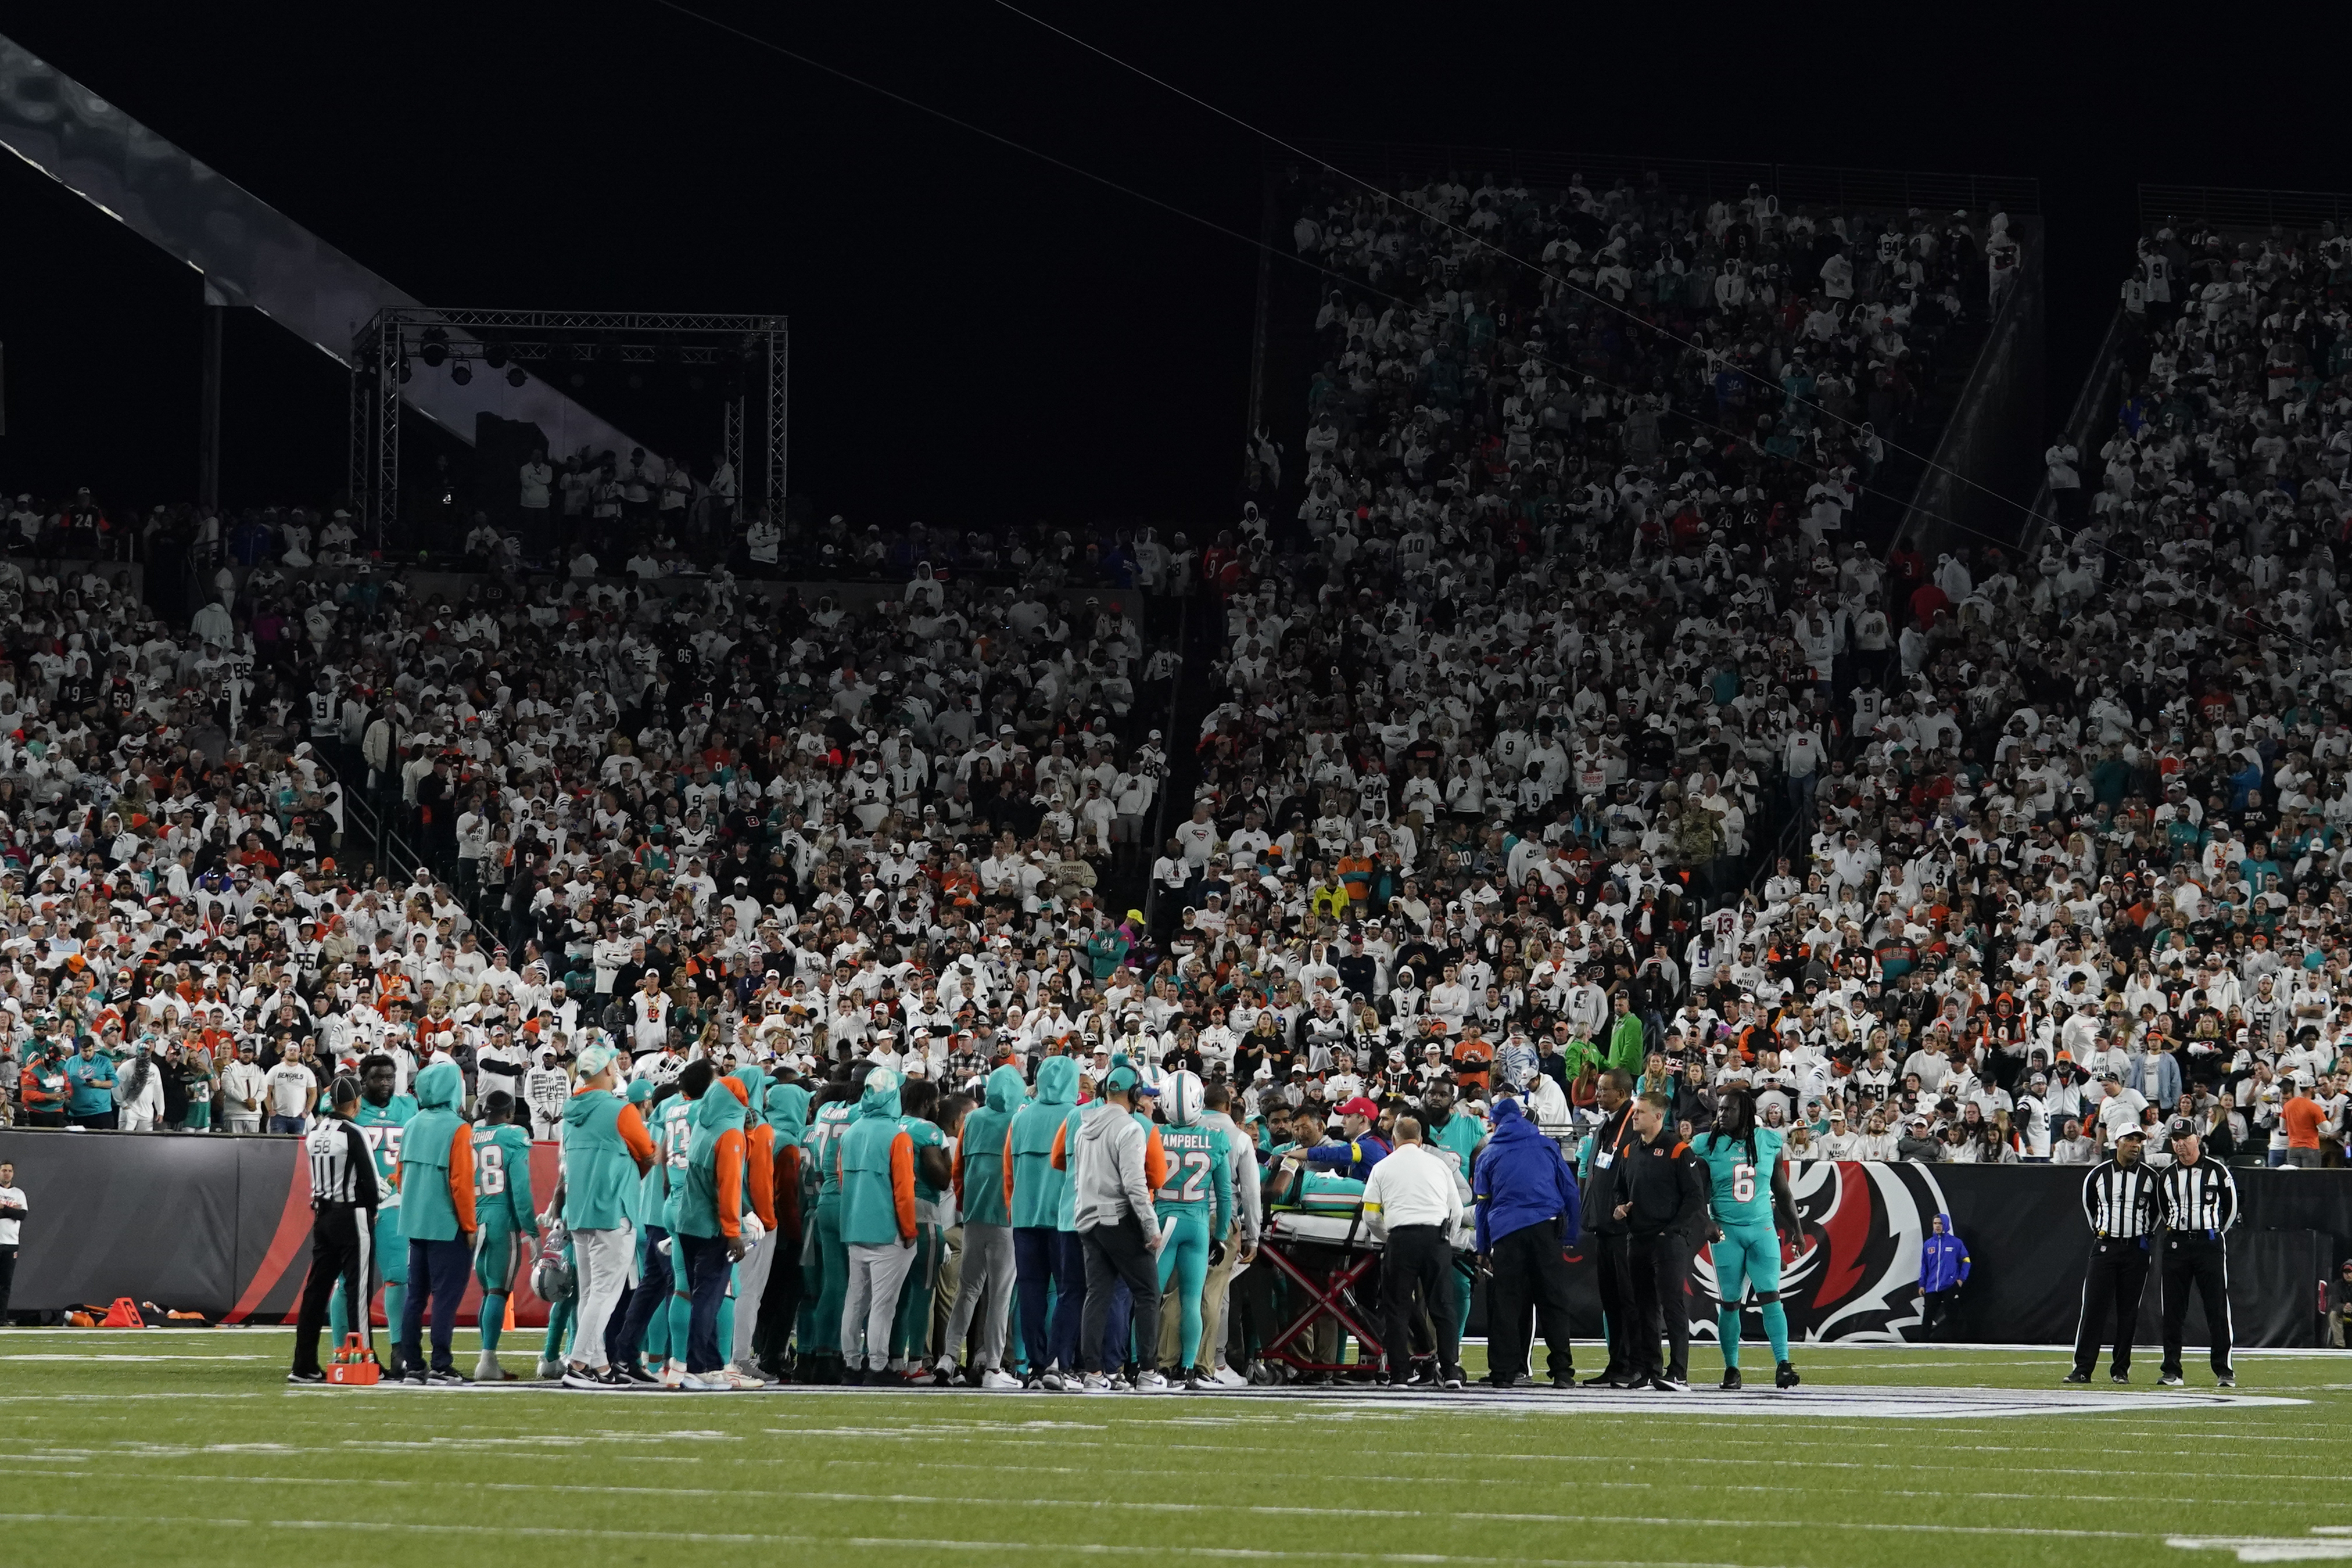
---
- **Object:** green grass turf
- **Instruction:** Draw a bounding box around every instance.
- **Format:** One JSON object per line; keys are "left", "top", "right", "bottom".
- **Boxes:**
{"left": 2, "top": 1329, "right": 2347, "bottom": 1568}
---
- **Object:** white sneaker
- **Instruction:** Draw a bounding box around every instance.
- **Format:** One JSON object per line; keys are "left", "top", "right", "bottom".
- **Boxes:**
{"left": 678, "top": 1373, "right": 730, "bottom": 1392}
{"left": 660, "top": 1365, "right": 686, "bottom": 1390}
{"left": 723, "top": 1369, "right": 768, "bottom": 1390}
{"left": 1133, "top": 1370, "right": 1170, "bottom": 1393}
{"left": 1079, "top": 1372, "right": 1116, "bottom": 1393}
{"left": 534, "top": 1357, "right": 564, "bottom": 1381}
{"left": 1212, "top": 1365, "right": 1249, "bottom": 1388}
{"left": 980, "top": 1368, "right": 1022, "bottom": 1391}
{"left": 473, "top": 1354, "right": 504, "bottom": 1383}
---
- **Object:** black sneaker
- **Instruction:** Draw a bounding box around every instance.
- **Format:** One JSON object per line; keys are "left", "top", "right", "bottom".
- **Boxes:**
{"left": 2157, "top": 1373, "right": 2184, "bottom": 1387}
{"left": 425, "top": 1368, "right": 468, "bottom": 1386}
{"left": 286, "top": 1369, "right": 326, "bottom": 1384}
{"left": 2061, "top": 1369, "right": 2091, "bottom": 1384}
{"left": 614, "top": 1362, "right": 659, "bottom": 1387}
{"left": 2217, "top": 1375, "right": 2237, "bottom": 1388}
{"left": 1545, "top": 1373, "right": 1573, "bottom": 1391}
{"left": 1647, "top": 1373, "right": 1688, "bottom": 1392}
{"left": 1446, "top": 1369, "right": 1469, "bottom": 1391}
{"left": 1719, "top": 1366, "right": 1743, "bottom": 1391}
{"left": 2110, "top": 1370, "right": 2130, "bottom": 1385}
{"left": 1774, "top": 1361, "right": 1800, "bottom": 1390}
{"left": 1580, "top": 1368, "right": 1626, "bottom": 1387}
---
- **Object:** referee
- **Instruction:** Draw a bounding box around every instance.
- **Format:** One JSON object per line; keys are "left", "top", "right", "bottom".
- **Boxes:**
{"left": 2067, "top": 1125, "right": 2160, "bottom": 1384}
{"left": 2157, "top": 1115, "right": 2239, "bottom": 1388}
{"left": 288, "top": 1078, "right": 382, "bottom": 1382}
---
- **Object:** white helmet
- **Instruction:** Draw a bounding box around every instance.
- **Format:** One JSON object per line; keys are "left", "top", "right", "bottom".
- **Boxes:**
{"left": 1164, "top": 1068, "right": 1204, "bottom": 1128}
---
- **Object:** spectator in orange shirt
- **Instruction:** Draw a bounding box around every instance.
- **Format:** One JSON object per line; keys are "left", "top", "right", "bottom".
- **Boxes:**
{"left": 2280, "top": 1075, "right": 2329, "bottom": 1169}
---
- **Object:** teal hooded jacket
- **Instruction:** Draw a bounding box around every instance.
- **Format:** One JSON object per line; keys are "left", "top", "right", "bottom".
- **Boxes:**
{"left": 836, "top": 1074, "right": 916, "bottom": 1246}
{"left": 766, "top": 1082, "right": 811, "bottom": 1243}
{"left": 397, "top": 1061, "right": 475, "bottom": 1242}
{"left": 678, "top": 1076, "right": 751, "bottom": 1241}
{"left": 956, "top": 1064, "right": 1026, "bottom": 1228}
{"left": 1008, "top": 1056, "right": 1082, "bottom": 1230}
{"left": 562, "top": 1077, "right": 656, "bottom": 1232}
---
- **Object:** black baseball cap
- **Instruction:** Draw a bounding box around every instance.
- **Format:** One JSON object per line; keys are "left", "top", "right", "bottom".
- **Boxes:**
{"left": 2165, "top": 1115, "right": 2197, "bottom": 1139}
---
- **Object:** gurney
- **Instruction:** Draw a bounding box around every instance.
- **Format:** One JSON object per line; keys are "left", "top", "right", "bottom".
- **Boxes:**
{"left": 1257, "top": 1180, "right": 1476, "bottom": 1377}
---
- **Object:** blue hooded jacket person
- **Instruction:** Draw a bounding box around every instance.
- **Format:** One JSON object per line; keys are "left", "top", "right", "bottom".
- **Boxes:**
{"left": 395, "top": 1060, "right": 478, "bottom": 1377}
{"left": 1471, "top": 1095, "right": 1584, "bottom": 1387}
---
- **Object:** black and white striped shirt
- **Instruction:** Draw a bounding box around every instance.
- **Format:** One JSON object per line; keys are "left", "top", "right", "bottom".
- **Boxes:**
{"left": 2159, "top": 1156, "right": 2238, "bottom": 1236}
{"left": 2080, "top": 1158, "right": 2161, "bottom": 1238}
{"left": 306, "top": 1119, "right": 381, "bottom": 1210}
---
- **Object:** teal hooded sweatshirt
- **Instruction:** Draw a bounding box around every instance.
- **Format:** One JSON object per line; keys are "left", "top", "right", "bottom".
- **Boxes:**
{"left": 398, "top": 1061, "right": 472, "bottom": 1242}
{"left": 836, "top": 1075, "right": 915, "bottom": 1246}
{"left": 563, "top": 1078, "right": 651, "bottom": 1232}
{"left": 956, "top": 1064, "right": 1026, "bottom": 1228}
{"left": 766, "top": 1082, "right": 811, "bottom": 1240}
{"left": 1008, "top": 1056, "right": 1083, "bottom": 1231}
{"left": 679, "top": 1076, "right": 751, "bottom": 1241}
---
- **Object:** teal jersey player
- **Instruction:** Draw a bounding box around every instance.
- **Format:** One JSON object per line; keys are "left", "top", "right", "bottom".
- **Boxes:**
{"left": 1695, "top": 1094, "right": 1799, "bottom": 1390}
{"left": 329, "top": 1061, "right": 417, "bottom": 1363}
{"left": 1152, "top": 1071, "right": 1233, "bottom": 1383}
{"left": 469, "top": 1103, "right": 539, "bottom": 1379}
{"left": 1695, "top": 1123, "right": 1783, "bottom": 1228}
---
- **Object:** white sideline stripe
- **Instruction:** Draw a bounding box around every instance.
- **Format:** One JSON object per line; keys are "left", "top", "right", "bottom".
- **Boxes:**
{"left": 2170, "top": 1537, "right": 2352, "bottom": 1562}
{"left": 19, "top": 1475, "right": 2163, "bottom": 1541}
{"left": 0, "top": 1393, "right": 264, "bottom": 1403}
{"left": 0, "top": 1513, "right": 1785, "bottom": 1567}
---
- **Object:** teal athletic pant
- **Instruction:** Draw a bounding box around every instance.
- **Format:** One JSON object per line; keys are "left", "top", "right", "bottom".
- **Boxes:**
{"left": 1711, "top": 1223, "right": 1789, "bottom": 1368}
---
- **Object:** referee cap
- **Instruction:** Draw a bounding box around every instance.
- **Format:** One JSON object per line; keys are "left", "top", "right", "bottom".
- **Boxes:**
{"left": 2165, "top": 1116, "right": 2197, "bottom": 1139}
{"left": 2115, "top": 1125, "right": 2147, "bottom": 1142}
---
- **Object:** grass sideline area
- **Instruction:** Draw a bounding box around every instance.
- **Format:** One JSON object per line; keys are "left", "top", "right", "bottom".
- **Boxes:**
{"left": 2, "top": 1330, "right": 2347, "bottom": 1568}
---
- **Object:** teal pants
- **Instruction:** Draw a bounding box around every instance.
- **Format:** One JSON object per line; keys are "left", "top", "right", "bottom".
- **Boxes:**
{"left": 892, "top": 1224, "right": 942, "bottom": 1364}
{"left": 1156, "top": 1210, "right": 1211, "bottom": 1370}
{"left": 329, "top": 1208, "right": 408, "bottom": 1352}
{"left": 806, "top": 1199, "right": 848, "bottom": 1355}
{"left": 472, "top": 1222, "right": 524, "bottom": 1355}
{"left": 1711, "top": 1223, "right": 1789, "bottom": 1368}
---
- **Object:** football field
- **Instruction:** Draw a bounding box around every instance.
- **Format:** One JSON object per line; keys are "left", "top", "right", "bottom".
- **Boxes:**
{"left": 3, "top": 1330, "right": 2347, "bottom": 1568}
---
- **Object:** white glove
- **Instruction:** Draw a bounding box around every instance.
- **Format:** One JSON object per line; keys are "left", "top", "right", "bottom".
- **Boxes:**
{"left": 740, "top": 1214, "right": 766, "bottom": 1245}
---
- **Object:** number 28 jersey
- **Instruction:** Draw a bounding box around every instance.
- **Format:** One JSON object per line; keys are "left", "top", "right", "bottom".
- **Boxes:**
{"left": 1695, "top": 1126, "right": 1782, "bottom": 1228}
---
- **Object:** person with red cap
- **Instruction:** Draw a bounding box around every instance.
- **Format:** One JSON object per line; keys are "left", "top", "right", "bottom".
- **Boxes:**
{"left": 1295, "top": 1096, "right": 1390, "bottom": 1182}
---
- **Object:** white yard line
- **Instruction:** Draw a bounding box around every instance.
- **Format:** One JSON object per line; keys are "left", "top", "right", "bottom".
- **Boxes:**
{"left": 6, "top": 1473, "right": 2168, "bottom": 1542}
{"left": 0, "top": 1513, "right": 1789, "bottom": 1568}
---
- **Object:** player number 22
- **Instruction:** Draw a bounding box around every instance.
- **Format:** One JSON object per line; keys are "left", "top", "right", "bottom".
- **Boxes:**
{"left": 1161, "top": 1150, "right": 1210, "bottom": 1203}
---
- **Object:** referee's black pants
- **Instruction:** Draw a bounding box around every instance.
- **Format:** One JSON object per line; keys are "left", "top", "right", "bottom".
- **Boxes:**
{"left": 292, "top": 1203, "right": 374, "bottom": 1375}
{"left": 1381, "top": 1225, "right": 1459, "bottom": 1381}
{"left": 1628, "top": 1230, "right": 1691, "bottom": 1380}
{"left": 2072, "top": 1236, "right": 2150, "bottom": 1377}
{"left": 2160, "top": 1233, "right": 2234, "bottom": 1379}
{"left": 1486, "top": 1221, "right": 1576, "bottom": 1383}
{"left": 1590, "top": 1230, "right": 1636, "bottom": 1377}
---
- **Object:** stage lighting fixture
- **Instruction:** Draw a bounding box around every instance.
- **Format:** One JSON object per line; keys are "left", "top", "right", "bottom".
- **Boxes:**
{"left": 451, "top": 361, "right": 472, "bottom": 386}
{"left": 419, "top": 326, "right": 449, "bottom": 367}
{"left": 507, "top": 366, "right": 527, "bottom": 387}
{"left": 483, "top": 340, "right": 510, "bottom": 370}
{"left": 397, "top": 360, "right": 413, "bottom": 383}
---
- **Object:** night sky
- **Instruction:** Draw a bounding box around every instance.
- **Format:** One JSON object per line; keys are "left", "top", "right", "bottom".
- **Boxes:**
{"left": 1, "top": 5, "right": 2339, "bottom": 527}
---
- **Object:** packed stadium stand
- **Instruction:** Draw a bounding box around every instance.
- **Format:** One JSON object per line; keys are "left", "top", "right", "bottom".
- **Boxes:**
{"left": 0, "top": 134, "right": 2346, "bottom": 1388}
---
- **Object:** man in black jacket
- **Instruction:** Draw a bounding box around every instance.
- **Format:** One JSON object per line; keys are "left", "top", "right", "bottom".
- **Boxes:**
{"left": 1614, "top": 1090, "right": 1708, "bottom": 1391}
{"left": 1577, "top": 1070, "right": 1642, "bottom": 1386}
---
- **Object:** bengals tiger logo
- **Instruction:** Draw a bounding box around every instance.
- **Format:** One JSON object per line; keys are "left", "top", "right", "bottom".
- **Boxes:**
{"left": 1690, "top": 1159, "right": 1949, "bottom": 1342}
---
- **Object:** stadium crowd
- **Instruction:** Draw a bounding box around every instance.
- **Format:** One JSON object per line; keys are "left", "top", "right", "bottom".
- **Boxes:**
{"left": 0, "top": 198, "right": 2348, "bottom": 1380}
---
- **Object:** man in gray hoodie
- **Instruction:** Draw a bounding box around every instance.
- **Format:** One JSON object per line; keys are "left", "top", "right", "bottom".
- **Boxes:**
{"left": 1067, "top": 1059, "right": 1163, "bottom": 1390}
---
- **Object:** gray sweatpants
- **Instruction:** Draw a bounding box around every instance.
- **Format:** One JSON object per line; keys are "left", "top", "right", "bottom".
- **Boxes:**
{"left": 571, "top": 1224, "right": 636, "bottom": 1370}
{"left": 941, "top": 1222, "right": 1015, "bottom": 1370}
{"left": 842, "top": 1240, "right": 917, "bottom": 1371}
{"left": 730, "top": 1230, "right": 777, "bottom": 1369}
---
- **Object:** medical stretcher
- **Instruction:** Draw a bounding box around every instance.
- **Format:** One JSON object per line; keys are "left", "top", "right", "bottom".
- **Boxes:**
{"left": 1257, "top": 1190, "right": 1478, "bottom": 1377}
